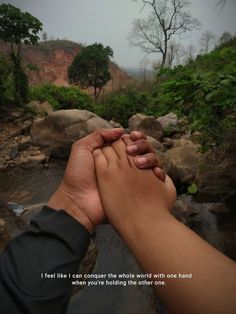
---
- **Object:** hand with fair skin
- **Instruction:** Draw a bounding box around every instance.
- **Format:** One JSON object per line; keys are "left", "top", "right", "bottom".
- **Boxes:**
{"left": 93, "top": 140, "right": 236, "bottom": 314}
{"left": 48, "top": 128, "right": 165, "bottom": 232}
{"left": 93, "top": 139, "right": 176, "bottom": 228}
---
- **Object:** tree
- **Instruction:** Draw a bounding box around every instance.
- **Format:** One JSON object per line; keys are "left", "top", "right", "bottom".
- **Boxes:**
{"left": 218, "top": 31, "right": 233, "bottom": 45}
{"left": 68, "top": 43, "right": 113, "bottom": 102}
{"left": 200, "top": 30, "right": 217, "bottom": 54}
{"left": 0, "top": 3, "right": 42, "bottom": 103}
{"left": 0, "top": 54, "right": 14, "bottom": 106}
{"left": 42, "top": 32, "right": 48, "bottom": 41}
{"left": 183, "top": 44, "right": 196, "bottom": 63}
{"left": 217, "top": 0, "right": 236, "bottom": 10}
{"left": 129, "top": 0, "right": 201, "bottom": 69}
{"left": 166, "top": 40, "right": 185, "bottom": 67}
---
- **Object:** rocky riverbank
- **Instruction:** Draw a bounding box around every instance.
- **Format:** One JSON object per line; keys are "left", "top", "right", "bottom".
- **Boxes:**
{"left": 0, "top": 104, "right": 235, "bottom": 254}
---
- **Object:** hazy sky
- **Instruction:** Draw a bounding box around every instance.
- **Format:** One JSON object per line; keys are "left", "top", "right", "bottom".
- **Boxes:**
{"left": 1, "top": 0, "right": 236, "bottom": 68}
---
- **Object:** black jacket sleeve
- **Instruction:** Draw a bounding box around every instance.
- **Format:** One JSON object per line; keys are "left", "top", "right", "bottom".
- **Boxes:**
{"left": 0, "top": 206, "right": 90, "bottom": 314}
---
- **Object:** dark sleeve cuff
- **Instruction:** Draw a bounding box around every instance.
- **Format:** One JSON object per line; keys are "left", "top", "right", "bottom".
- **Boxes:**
{"left": 30, "top": 205, "right": 90, "bottom": 255}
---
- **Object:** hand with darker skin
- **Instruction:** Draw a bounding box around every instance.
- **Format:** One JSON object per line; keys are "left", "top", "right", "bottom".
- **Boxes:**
{"left": 48, "top": 128, "right": 165, "bottom": 232}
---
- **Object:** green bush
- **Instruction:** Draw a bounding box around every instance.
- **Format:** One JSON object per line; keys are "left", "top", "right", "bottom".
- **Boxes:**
{"left": 93, "top": 36, "right": 236, "bottom": 151}
{"left": 29, "top": 83, "right": 93, "bottom": 111}
{"left": 94, "top": 89, "right": 151, "bottom": 127}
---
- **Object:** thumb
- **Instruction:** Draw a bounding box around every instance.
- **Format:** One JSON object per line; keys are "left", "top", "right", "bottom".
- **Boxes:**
{"left": 75, "top": 128, "right": 124, "bottom": 152}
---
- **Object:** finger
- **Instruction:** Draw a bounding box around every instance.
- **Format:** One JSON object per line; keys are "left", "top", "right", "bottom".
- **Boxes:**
{"left": 153, "top": 166, "right": 166, "bottom": 182}
{"left": 130, "top": 130, "right": 147, "bottom": 141}
{"left": 93, "top": 148, "right": 108, "bottom": 169}
{"left": 121, "top": 134, "right": 134, "bottom": 147}
{"left": 134, "top": 152, "right": 161, "bottom": 169}
{"left": 75, "top": 128, "right": 124, "bottom": 152}
{"left": 111, "top": 139, "right": 128, "bottom": 160}
{"left": 102, "top": 146, "right": 119, "bottom": 165}
{"left": 126, "top": 139, "right": 155, "bottom": 155}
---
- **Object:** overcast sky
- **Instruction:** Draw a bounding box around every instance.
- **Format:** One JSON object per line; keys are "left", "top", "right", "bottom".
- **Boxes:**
{"left": 1, "top": 0, "right": 236, "bottom": 68}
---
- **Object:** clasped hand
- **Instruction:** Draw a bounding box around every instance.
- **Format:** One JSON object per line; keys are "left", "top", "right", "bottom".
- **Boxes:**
{"left": 48, "top": 128, "right": 176, "bottom": 232}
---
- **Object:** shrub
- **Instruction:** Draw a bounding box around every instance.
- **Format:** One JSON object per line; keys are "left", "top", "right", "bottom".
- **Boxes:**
{"left": 94, "top": 89, "right": 151, "bottom": 127}
{"left": 29, "top": 83, "right": 92, "bottom": 111}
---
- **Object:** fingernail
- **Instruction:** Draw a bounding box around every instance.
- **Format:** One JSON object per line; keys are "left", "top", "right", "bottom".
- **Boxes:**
{"left": 133, "top": 131, "right": 141, "bottom": 138}
{"left": 127, "top": 145, "right": 137, "bottom": 154}
{"left": 137, "top": 157, "right": 146, "bottom": 165}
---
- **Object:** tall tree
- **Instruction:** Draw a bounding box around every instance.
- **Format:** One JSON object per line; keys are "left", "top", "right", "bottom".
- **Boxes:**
{"left": 0, "top": 4, "right": 42, "bottom": 103}
{"left": 42, "top": 32, "right": 48, "bottom": 41}
{"left": 129, "top": 0, "right": 201, "bottom": 69}
{"left": 68, "top": 43, "right": 113, "bottom": 102}
{"left": 200, "top": 30, "right": 217, "bottom": 54}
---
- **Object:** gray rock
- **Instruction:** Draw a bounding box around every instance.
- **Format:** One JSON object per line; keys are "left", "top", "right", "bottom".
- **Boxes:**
{"left": 31, "top": 110, "right": 112, "bottom": 158}
{"left": 157, "top": 112, "right": 178, "bottom": 129}
{"left": 19, "top": 154, "right": 46, "bottom": 169}
{"left": 162, "top": 137, "right": 174, "bottom": 149}
{"left": 18, "top": 136, "right": 31, "bottom": 151}
{"left": 146, "top": 136, "right": 164, "bottom": 152}
{"left": 21, "top": 120, "right": 33, "bottom": 134}
{"left": 128, "top": 113, "right": 147, "bottom": 130}
{"left": 164, "top": 145, "right": 200, "bottom": 184}
{"left": 26, "top": 100, "right": 53, "bottom": 116}
{"left": 109, "top": 120, "right": 123, "bottom": 128}
{"left": 129, "top": 114, "right": 164, "bottom": 141}
{"left": 9, "top": 146, "right": 19, "bottom": 159}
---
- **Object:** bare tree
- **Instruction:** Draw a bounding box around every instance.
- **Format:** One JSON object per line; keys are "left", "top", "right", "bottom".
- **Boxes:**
{"left": 218, "top": 31, "right": 233, "bottom": 45}
{"left": 200, "top": 30, "right": 217, "bottom": 54}
{"left": 183, "top": 44, "right": 196, "bottom": 64}
{"left": 217, "top": 0, "right": 227, "bottom": 8}
{"left": 217, "top": 0, "right": 236, "bottom": 10}
{"left": 129, "top": 0, "right": 201, "bottom": 68}
{"left": 167, "top": 40, "right": 185, "bottom": 67}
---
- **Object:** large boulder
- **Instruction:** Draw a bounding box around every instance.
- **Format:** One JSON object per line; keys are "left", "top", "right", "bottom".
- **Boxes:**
{"left": 164, "top": 144, "right": 200, "bottom": 184}
{"left": 128, "top": 113, "right": 147, "bottom": 130}
{"left": 157, "top": 112, "right": 178, "bottom": 129}
{"left": 30, "top": 109, "right": 112, "bottom": 158}
{"left": 26, "top": 101, "right": 53, "bottom": 116}
{"left": 128, "top": 114, "right": 164, "bottom": 141}
{"left": 146, "top": 136, "right": 164, "bottom": 152}
{"left": 196, "top": 159, "right": 236, "bottom": 210}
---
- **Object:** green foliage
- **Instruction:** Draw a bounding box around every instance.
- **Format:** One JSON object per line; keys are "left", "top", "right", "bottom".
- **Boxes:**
{"left": 187, "top": 183, "right": 198, "bottom": 194}
{"left": 0, "top": 4, "right": 43, "bottom": 47}
{"left": 149, "top": 38, "right": 236, "bottom": 150}
{"left": 29, "top": 83, "right": 92, "bottom": 111}
{"left": 94, "top": 88, "right": 151, "bottom": 127}
{"left": 95, "top": 36, "right": 236, "bottom": 152}
{"left": 0, "top": 3, "right": 42, "bottom": 104}
{"left": 0, "top": 54, "right": 14, "bottom": 106}
{"left": 27, "top": 63, "right": 39, "bottom": 71}
{"left": 68, "top": 43, "right": 113, "bottom": 101}
{"left": 38, "top": 40, "right": 82, "bottom": 55}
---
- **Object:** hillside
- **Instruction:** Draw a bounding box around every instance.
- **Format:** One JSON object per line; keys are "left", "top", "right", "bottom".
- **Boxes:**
{"left": 0, "top": 40, "right": 132, "bottom": 93}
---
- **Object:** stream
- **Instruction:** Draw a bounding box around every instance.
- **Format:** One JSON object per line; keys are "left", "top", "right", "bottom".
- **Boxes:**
{"left": 0, "top": 162, "right": 235, "bottom": 314}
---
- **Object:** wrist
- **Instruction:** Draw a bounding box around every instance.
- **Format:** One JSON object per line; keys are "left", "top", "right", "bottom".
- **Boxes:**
{"left": 109, "top": 205, "right": 173, "bottom": 235}
{"left": 48, "top": 186, "right": 94, "bottom": 233}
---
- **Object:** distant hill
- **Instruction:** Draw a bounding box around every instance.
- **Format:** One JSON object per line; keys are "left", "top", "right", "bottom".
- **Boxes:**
{"left": 0, "top": 40, "right": 132, "bottom": 94}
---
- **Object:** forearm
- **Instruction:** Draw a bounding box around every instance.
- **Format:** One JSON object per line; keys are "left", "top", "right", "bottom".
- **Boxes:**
{"left": 115, "top": 211, "right": 236, "bottom": 314}
{"left": 0, "top": 206, "right": 90, "bottom": 314}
